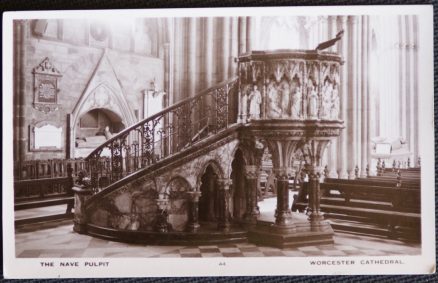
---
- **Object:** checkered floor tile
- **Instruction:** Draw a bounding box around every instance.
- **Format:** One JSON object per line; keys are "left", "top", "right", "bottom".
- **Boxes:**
{"left": 14, "top": 220, "right": 421, "bottom": 258}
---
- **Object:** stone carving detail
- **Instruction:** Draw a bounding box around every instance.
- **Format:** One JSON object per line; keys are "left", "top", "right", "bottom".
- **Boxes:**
{"left": 248, "top": 85, "right": 262, "bottom": 120}
{"left": 290, "top": 86, "right": 302, "bottom": 119}
{"left": 238, "top": 53, "right": 341, "bottom": 121}
{"left": 267, "top": 80, "right": 282, "bottom": 118}
{"left": 32, "top": 57, "right": 62, "bottom": 113}
{"left": 307, "top": 82, "right": 318, "bottom": 119}
{"left": 330, "top": 85, "right": 340, "bottom": 120}
{"left": 320, "top": 80, "right": 333, "bottom": 119}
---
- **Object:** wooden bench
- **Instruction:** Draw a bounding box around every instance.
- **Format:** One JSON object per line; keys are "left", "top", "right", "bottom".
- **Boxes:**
{"left": 14, "top": 176, "right": 75, "bottom": 226}
{"left": 292, "top": 178, "right": 421, "bottom": 241}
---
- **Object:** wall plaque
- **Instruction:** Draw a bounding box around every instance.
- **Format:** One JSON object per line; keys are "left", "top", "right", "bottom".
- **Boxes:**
{"left": 33, "top": 57, "right": 62, "bottom": 113}
{"left": 29, "top": 122, "right": 63, "bottom": 152}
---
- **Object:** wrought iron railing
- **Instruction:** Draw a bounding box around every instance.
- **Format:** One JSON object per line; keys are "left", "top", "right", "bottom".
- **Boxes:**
{"left": 85, "top": 77, "right": 239, "bottom": 193}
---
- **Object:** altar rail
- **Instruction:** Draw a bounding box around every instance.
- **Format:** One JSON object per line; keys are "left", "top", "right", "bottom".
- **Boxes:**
{"left": 86, "top": 78, "right": 239, "bottom": 192}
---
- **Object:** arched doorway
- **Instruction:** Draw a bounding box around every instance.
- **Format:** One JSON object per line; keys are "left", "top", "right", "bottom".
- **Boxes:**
{"left": 198, "top": 165, "right": 220, "bottom": 223}
{"left": 231, "top": 149, "right": 247, "bottom": 221}
{"left": 74, "top": 108, "right": 126, "bottom": 157}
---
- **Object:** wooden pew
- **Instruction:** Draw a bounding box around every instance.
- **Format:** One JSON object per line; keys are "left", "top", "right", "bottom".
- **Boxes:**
{"left": 14, "top": 170, "right": 75, "bottom": 226}
{"left": 292, "top": 168, "right": 421, "bottom": 241}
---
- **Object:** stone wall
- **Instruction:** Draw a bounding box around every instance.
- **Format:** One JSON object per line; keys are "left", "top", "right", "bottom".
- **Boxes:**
{"left": 14, "top": 19, "right": 165, "bottom": 161}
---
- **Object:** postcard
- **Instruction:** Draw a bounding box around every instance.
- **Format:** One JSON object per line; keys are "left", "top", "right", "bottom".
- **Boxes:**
{"left": 2, "top": 5, "right": 435, "bottom": 278}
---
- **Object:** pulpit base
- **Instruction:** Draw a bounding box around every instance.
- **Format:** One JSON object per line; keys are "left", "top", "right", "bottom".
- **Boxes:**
{"left": 248, "top": 213, "right": 334, "bottom": 249}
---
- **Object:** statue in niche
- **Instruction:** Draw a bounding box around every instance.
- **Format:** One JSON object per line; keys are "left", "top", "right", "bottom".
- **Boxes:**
{"left": 279, "top": 80, "right": 290, "bottom": 118}
{"left": 267, "top": 80, "right": 282, "bottom": 118}
{"left": 330, "top": 85, "right": 340, "bottom": 120}
{"left": 320, "top": 80, "right": 333, "bottom": 119}
{"left": 248, "top": 85, "right": 262, "bottom": 120}
{"left": 307, "top": 83, "right": 318, "bottom": 119}
{"left": 240, "top": 85, "right": 249, "bottom": 122}
{"left": 291, "top": 86, "right": 302, "bottom": 119}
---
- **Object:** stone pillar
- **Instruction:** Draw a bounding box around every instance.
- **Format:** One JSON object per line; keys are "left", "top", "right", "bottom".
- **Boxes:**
{"left": 238, "top": 17, "right": 247, "bottom": 54}
{"left": 360, "top": 15, "right": 370, "bottom": 177}
{"left": 205, "top": 17, "right": 214, "bottom": 88}
{"left": 230, "top": 17, "right": 239, "bottom": 78}
{"left": 217, "top": 178, "right": 232, "bottom": 231}
{"left": 337, "top": 16, "right": 349, "bottom": 179}
{"left": 243, "top": 165, "right": 260, "bottom": 225}
{"left": 72, "top": 185, "right": 93, "bottom": 234}
{"left": 188, "top": 17, "right": 197, "bottom": 97}
{"left": 347, "top": 16, "right": 358, "bottom": 179}
{"left": 221, "top": 17, "right": 230, "bottom": 82}
{"left": 246, "top": 17, "right": 253, "bottom": 52}
{"left": 186, "top": 191, "right": 201, "bottom": 232}
{"left": 306, "top": 165, "right": 323, "bottom": 221}
{"left": 273, "top": 168, "right": 293, "bottom": 226}
{"left": 301, "top": 139, "right": 331, "bottom": 222}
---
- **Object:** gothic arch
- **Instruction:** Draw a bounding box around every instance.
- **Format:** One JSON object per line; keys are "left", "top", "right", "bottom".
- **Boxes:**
{"left": 196, "top": 159, "right": 225, "bottom": 191}
{"left": 68, "top": 52, "right": 136, "bottom": 157}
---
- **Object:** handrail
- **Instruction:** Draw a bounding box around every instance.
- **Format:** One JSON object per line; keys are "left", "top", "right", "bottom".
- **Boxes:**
{"left": 85, "top": 77, "right": 238, "bottom": 160}
{"left": 85, "top": 77, "right": 239, "bottom": 193}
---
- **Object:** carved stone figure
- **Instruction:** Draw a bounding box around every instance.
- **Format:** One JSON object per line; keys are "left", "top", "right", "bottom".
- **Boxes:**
{"left": 330, "top": 85, "right": 340, "bottom": 120}
{"left": 307, "top": 84, "right": 318, "bottom": 119}
{"left": 291, "top": 87, "right": 302, "bottom": 119}
{"left": 320, "top": 80, "right": 333, "bottom": 119}
{"left": 279, "top": 81, "right": 290, "bottom": 118}
{"left": 267, "top": 81, "right": 282, "bottom": 118}
{"left": 240, "top": 86, "right": 249, "bottom": 122}
{"left": 248, "top": 85, "right": 262, "bottom": 120}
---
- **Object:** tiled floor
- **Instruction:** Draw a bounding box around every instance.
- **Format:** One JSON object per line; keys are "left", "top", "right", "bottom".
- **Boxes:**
{"left": 14, "top": 219, "right": 420, "bottom": 258}
{"left": 14, "top": 194, "right": 421, "bottom": 258}
{"left": 15, "top": 204, "right": 70, "bottom": 220}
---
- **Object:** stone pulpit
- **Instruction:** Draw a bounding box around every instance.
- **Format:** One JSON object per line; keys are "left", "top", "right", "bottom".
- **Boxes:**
{"left": 238, "top": 50, "right": 344, "bottom": 248}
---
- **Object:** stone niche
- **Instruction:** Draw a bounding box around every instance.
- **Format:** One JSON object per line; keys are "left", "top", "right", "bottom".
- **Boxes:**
{"left": 167, "top": 177, "right": 190, "bottom": 232}
{"left": 29, "top": 121, "right": 63, "bottom": 151}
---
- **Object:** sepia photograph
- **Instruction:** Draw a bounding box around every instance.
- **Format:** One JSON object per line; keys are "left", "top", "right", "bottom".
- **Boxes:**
{"left": 2, "top": 5, "right": 435, "bottom": 278}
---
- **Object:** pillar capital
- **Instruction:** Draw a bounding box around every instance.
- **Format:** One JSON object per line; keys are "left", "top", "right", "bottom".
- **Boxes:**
{"left": 244, "top": 165, "right": 259, "bottom": 179}
{"left": 217, "top": 178, "right": 232, "bottom": 189}
{"left": 273, "top": 167, "right": 294, "bottom": 180}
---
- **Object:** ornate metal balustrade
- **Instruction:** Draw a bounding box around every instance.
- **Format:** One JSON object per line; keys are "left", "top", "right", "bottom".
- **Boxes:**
{"left": 85, "top": 78, "right": 238, "bottom": 193}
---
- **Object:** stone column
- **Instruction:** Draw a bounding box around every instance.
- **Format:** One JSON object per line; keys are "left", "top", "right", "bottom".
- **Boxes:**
{"left": 188, "top": 17, "right": 197, "bottom": 97}
{"left": 72, "top": 185, "right": 93, "bottom": 234}
{"left": 273, "top": 168, "right": 293, "bottom": 226}
{"left": 238, "top": 17, "right": 247, "bottom": 54}
{"left": 347, "top": 16, "right": 358, "bottom": 179}
{"left": 337, "top": 16, "right": 349, "bottom": 179}
{"left": 246, "top": 17, "right": 253, "bottom": 52}
{"left": 230, "top": 17, "right": 239, "bottom": 78}
{"left": 186, "top": 191, "right": 201, "bottom": 232}
{"left": 360, "top": 15, "right": 370, "bottom": 177}
{"left": 306, "top": 165, "right": 323, "bottom": 221}
{"left": 243, "top": 165, "right": 260, "bottom": 225}
{"left": 301, "top": 139, "right": 331, "bottom": 222}
{"left": 217, "top": 178, "right": 232, "bottom": 231}
{"left": 221, "top": 17, "right": 230, "bottom": 82}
